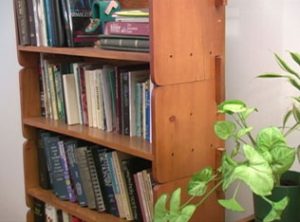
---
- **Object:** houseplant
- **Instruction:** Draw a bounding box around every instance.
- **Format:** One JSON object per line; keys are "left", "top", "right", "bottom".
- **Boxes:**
{"left": 154, "top": 52, "right": 300, "bottom": 222}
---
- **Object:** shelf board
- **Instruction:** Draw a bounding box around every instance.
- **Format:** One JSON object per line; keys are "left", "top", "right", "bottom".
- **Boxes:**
{"left": 18, "top": 46, "right": 150, "bottom": 62}
{"left": 23, "top": 117, "right": 153, "bottom": 161}
{"left": 27, "top": 187, "right": 125, "bottom": 222}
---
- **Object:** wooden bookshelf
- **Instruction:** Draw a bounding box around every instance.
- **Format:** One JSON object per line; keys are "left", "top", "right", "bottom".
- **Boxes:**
{"left": 15, "top": 0, "right": 226, "bottom": 221}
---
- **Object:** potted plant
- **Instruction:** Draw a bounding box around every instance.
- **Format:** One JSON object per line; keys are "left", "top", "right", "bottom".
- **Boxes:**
{"left": 154, "top": 52, "right": 300, "bottom": 222}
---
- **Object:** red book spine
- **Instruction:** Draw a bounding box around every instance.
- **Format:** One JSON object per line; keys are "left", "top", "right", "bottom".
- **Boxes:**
{"left": 104, "top": 22, "right": 150, "bottom": 36}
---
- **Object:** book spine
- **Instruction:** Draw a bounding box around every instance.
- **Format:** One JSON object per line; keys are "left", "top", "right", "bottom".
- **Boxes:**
{"left": 53, "top": 65, "right": 65, "bottom": 122}
{"left": 74, "top": 147, "right": 96, "bottom": 209}
{"left": 15, "top": 0, "right": 30, "bottom": 45}
{"left": 58, "top": 140, "right": 76, "bottom": 202}
{"left": 33, "top": 198, "right": 45, "bottom": 222}
{"left": 79, "top": 66, "right": 89, "bottom": 125}
{"left": 60, "top": 0, "right": 73, "bottom": 47}
{"left": 104, "top": 22, "right": 150, "bottom": 36}
{"left": 86, "top": 147, "right": 106, "bottom": 212}
{"left": 36, "top": 0, "right": 48, "bottom": 46}
{"left": 43, "top": 0, "right": 54, "bottom": 46}
{"left": 145, "top": 81, "right": 151, "bottom": 142}
{"left": 46, "top": 136, "right": 69, "bottom": 200}
{"left": 92, "top": 149, "right": 119, "bottom": 217}
{"left": 26, "top": 0, "right": 37, "bottom": 45}
{"left": 37, "top": 130, "right": 51, "bottom": 189}
{"left": 64, "top": 140, "right": 87, "bottom": 206}
{"left": 121, "top": 160, "right": 142, "bottom": 221}
{"left": 100, "top": 38, "right": 149, "bottom": 49}
{"left": 121, "top": 72, "right": 130, "bottom": 136}
{"left": 32, "top": 0, "right": 41, "bottom": 46}
{"left": 54, "top": 0, "right": 66, "bottom": 46}
{"left": 133, "top": 173, "right": 148, "bottom": 222}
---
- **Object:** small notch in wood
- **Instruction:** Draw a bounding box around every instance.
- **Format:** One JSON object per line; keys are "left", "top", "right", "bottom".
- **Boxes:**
{"left": 169, "top": 54, "right": 173, "bottom": 58}
{"left": 171, "top": 152, "right": 175, "bottom": 157}
{"left": 169, "top": 115, "right": 176, "bottom": 122}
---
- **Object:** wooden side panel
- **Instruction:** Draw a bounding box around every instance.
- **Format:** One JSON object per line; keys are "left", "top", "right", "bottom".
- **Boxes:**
{"left": 153, "top": 177, "right": 224, "bottom": 222}
{"left": 152, "top": 81, "right": 221, "bottom": 182}
{"left": 26, "top": 209, "right": 34, "bottom": 222}
{"left": 24, "top": 139, "right": 39, "bottom": 208}
{"left": 151, "top": 0, "right": 225, "bottom": 85}
{"left": 20, "top": 68, "right": 41, "bottom": 139}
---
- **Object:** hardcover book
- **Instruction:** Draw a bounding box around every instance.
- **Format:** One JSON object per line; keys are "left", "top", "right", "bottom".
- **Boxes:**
{"left": 104, "top": 21, "right": 150, "bottom": 36}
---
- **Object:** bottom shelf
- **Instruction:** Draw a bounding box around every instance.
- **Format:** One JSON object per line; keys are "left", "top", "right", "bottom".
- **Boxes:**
{"left": 27, "top": 187, "right": 126, "bottom": 222}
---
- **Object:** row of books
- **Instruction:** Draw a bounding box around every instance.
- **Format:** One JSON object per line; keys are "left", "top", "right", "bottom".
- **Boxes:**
{"left": 37, "top": 130, "right": 153, "bottom": 221}
{"left": 15, "top": 0, "right": 99, "bottom": 47}
{"left": 39, "top": 55, "right": 153, "bottom": 141}
{"left": 98, "top": 9, "right": 150, "bottom": 52}
{"left": 33, "top": 199, "right": 85, "bottom": 222}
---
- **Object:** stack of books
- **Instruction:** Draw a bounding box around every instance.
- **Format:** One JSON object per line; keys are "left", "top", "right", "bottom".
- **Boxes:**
{"left": 99, "top": 8, "right": 150, "bottom": 52}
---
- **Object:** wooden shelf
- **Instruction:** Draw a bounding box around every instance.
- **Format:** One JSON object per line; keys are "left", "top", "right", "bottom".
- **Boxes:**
{"left": 23, "top": 117, "right": 153, "bottom": 161}
{"left": 18, "top": 46, "right": 150, "bottom": 62}
{"left": 27, "top": 187, "right": 125, "bottom": 222}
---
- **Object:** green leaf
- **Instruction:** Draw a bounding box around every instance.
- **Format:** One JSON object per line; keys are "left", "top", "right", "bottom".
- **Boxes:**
{"left": 218, "top": 100, "right": 247, "bottom": 114}
{"left": 288, "top": 78, "right": 300, "bottom": 91}
{"left": 258, "top": 73, "right": 288, "bottom": 78}
{"left": 218, "top": 198, "right": 245, "bottom": 212}
{"left": 154, "top": 194, "right": 169, "bottom": 222}
{"left": 240, "top": 107, "right": 258, "bottom": 119}
{"left": 173, "top": 205, "right": 197, "bottom": 222}
{"left": 223, "top": 145, "right": 274, "bottom": 196}
{"left": 170, "top": 188, "right": 181, "bottom": 215}
{"left": 263, "top": 197, "right": 289, "bottom": 222}
{"left": 188, "top": 167, "right": 213, "bottom": 196}
{"left": 236, "top": 127, "right": 253, "bottom": 139}
{"left": 256, "top": 127, "right": 286, "bottom": 152}
{"left": 297, "top": 145, "right": 300, "bottom": 163}
{"left": 269, "top": 146, "right": 295, "bottom": 176}
{"left": 283, "top": 110, "right": 292, "bottom": 130}
{"left": 221, "top": 154, "right": 238, "bottom": 190}
{"left": 290, "top": 51, "right": 300, "bottom": 67}
{"left": 274, "top": 53, "right": 299, "bottom": 76}
{"left": 292, "top": 105, "right": 300, "bottom": 122}
{"left": 293, "top": 96, "right": 300, "bottom": 103}
{"left": 214, "top": 121, "right": 236, "bottom": 140}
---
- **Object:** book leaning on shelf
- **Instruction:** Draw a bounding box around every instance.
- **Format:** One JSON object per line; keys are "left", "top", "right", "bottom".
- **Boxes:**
{"left": 36, "top": 130, "right": 153, "bottom": 220}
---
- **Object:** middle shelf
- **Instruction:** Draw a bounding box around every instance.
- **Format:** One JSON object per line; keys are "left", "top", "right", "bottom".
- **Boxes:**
{"left": 23, "top": 117, "right": 153, "bottom": 161}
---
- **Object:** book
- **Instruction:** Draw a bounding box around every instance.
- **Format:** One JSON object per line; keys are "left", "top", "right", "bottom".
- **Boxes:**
{"left": 26, "top": 0, "right": 37, "bottom": 45}
{"left": 86, "top": 147, "right": 106, "bottom": 212}
{"left": 64, "top": 139, "right": 87, "bottom": 206}
{"left": 121, "top": 158, "right": 151, "bottom": 221}
{"left": 15, "top": 0, "right": 30, "bottom": 45}
{"left": 63, "top": 74, "right": 80, "bottom": 125}
{"left": 63, "top": 0, "right": 99, "bottom": 47}
{"left": 99, "top": 35, "right": 149, "bottom": 52}
{"left": 91, "top": 148, "right": 119, "bottom": 217}
{"left": 33, "top": 198, "right": 45, "bottom": 222}
{"left": 104, "top": 21, "right": 150, "bottom": 36}
{"left": 36, "top": 0, "right": 48, "bottom": 46}
{"left": 37, "top": 130, "right": 51, "bottom": 189}
{"left": 45, "top": 203, "right": 58, "bottom": 222}
{"left": 74, "top": 146, "right": 96, "bottom": 209}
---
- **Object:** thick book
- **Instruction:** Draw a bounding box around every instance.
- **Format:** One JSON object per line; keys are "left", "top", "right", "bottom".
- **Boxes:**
{"left": 26, "top": 0, "right": 37, "bottom": 45}
{"left": 74, "top": 146, "right": 96, "bottom": 209}
{"left": 86, "top": 147, "right": 106, "bottom": 212}
{"left": 15, "top": 0, "right": 30, "bottom": 45}
{"left": 37, "top": 130, "right": 52, "bottom": 189}
{"left": 99, "top": 35, "right": 149, "bottom": 52}
{"left": 64, "top": 139, "right": 87, "bottom": 206}
{"left": 91, "top": 148, "right": 119, "bottom": 217}
{"left": 63, "top": 0, "right": 99, "bottom": 47}
{"left": 104, "top": 21, "right": 150, "bottom": 36}
{"left": 63, "top": 74, "right": 80, "bottom": 125}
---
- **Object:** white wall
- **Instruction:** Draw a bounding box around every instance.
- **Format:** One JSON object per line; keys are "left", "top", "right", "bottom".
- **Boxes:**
{"left": 0, "top": 1, "right": 27, "bottom": 221}
{"left": 226, "top": 0, "right": 300, "bottom": 221}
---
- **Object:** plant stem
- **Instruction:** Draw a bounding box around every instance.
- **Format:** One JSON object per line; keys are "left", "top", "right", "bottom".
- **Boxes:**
{"left": 238, "top": 113, "right": 256, "bottom": 146}
{"left": 180, "top": 196, "right": 195, "bottom": 209}
{"left": 195, "top": 180, "right": 223, "bottom": 208}
{"left": 284, "top": 123, "right": 300, "bottom": 137}
{"left": 233, "top": 182, "right": 241, "bottom": 199}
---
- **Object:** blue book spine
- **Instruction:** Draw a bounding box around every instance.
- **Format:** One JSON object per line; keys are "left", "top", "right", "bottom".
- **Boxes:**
{"left": 45, "top": 136, "right": 69, "bottom": 200}
{"left": 64, "top": 140, "right": 88, "bottom": 206}
{"left": 43, "top": 0, "right": 54, "bottom": 46}
{"left": 58, "top": 140, "right": 76, "bottom": 202}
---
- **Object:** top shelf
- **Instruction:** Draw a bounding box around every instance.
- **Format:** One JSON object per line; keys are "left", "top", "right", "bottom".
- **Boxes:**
{"left": 18, "top": 46, "right": 150, "bottom": 62}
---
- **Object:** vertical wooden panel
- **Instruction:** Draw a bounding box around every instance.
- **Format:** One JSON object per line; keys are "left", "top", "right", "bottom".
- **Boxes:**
{"left": 20, "top": 68, "right": 41, "bottom": 139}
{"left": 153, "top": 177, "right": 224, "bottom": 222}
{"left": 27, "top": 209, "right": 34, "bottom": 222}
{"left": 152, "top": 81, "right": 221, "bottom": 183}
{"left": 151, "top": 0, "right": 225, "bottom": 85}
{"left": 24, "top": 140, "right": 39, "bottom": 208}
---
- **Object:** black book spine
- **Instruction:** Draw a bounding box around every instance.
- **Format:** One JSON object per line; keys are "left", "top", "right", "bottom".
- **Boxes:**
{"left": 33, "top": 198, "right": 45, "bottom": 222}
{"left": 37, "top": 131, "right": 51, "bottom": 189}
{"left": 26, "top": 0, "right": 36, "bottom": 45}
{"left": 15, "top": 0, "right": 30, "bottom": 45}
{"left": 60, "top": 0, "right": 73, "bottom": 47}
{"left": 54, "top": 0, "right": 66, "bottom": 46}
{"left": 121, "top": 72, "right": 130, "bottom": 136}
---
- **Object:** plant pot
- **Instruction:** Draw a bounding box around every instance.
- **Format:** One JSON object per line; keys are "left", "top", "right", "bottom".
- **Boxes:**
{"left": 253, "top": 171, "right": 300, "bottom": 222}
